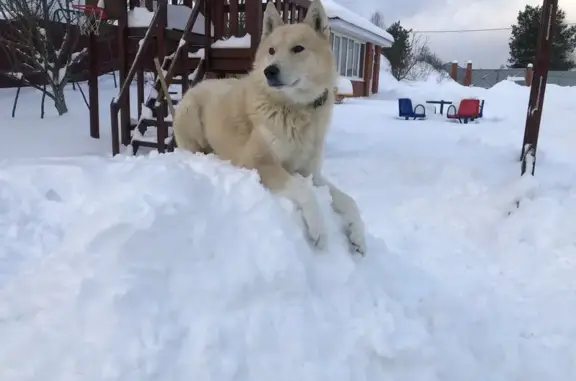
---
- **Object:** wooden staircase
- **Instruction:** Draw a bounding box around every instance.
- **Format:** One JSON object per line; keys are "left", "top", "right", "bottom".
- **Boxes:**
{"left": 110, "top": 0, "right": 208, "bottom": 155}
{"left": 110, "top": 0, "right": 309, "bottom": 156}
{"left": 130, "top": 51, "right": 204, "bottom": 154}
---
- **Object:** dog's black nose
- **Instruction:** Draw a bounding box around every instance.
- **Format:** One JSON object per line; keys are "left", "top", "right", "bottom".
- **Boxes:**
{"left": 264, "top": 64, "right": 280, "bottom": 79}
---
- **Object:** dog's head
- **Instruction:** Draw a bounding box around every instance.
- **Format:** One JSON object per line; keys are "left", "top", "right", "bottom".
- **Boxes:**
{"left": 253, "top": 0, "right": 337, "bottom": 105}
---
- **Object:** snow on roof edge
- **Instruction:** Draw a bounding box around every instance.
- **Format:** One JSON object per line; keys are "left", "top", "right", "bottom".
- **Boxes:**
{"left": 320, "top": 0, "right": 394, "bottom": 44}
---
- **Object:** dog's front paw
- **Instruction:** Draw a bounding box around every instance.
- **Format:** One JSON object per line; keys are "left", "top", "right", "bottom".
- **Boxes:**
{"left": 345, "top": 220, "right": 366, "bottom": 255}
{"left": 339, "top": 204, "right": 366, "bottom": 255}
{"left": 278, "top": 174, "right": 328, "bottom": 251}
{"left": 300, "top": 203, "right": 327, "bottom": 251}
{"left": 334, "top": 197, "right": 367, "bottom": 255}
{"left": 307, "top": 224, "right": 328, "bottom": 250}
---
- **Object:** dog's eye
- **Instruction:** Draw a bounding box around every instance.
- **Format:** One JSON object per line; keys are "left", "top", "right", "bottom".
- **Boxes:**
{"left": 291, "top": 45, "right": 305, "bottom": 53}
{"left": 268, "top": 47, "right": 275, "bottom": 55}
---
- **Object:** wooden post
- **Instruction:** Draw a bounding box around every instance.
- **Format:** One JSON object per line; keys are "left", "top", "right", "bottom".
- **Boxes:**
{"left": 282, "top": 0, "right": 289, "bottom": 23}
{"left": 137, "top": 68, "right": 144, "bottom": 118}
{"left": 88, "top": 33, "right": 99, "bottom": 138}
{"left": 110, "top": 102, "right": 120, "bottom": 155}
{"left": 464, "top": 60, "right": 472, "bottom": 86}
{"left": 246, "top": 0, "right": 263, "bottom": 56}
{"left": 450, "top": 60, "right": 458, "bottom": 82}
{"left": 156, "top": 103, "right": 166, "bottom": 154}
{"left": 118, "top": 5, "right": 131, "bottom": 146}
{"left": 519, "top": 0, "right": 558, "bottom": 176}
{"left": 525, "top": 63, "right": 534, "bottom": 86}
{"left": 204, "top": 0, "right": 211, "bottom": 67}
{"left": 371, "top": 45, "right": 381, "bottom": 94}
{"left": 157, "top": 0, "right": 167, "bottom": 66}
{"left": 212, "top": 0, "right": 224, "bottom": 40}
{"left": 363, "top": 43, "right": 373, "bottom": 96}
{"left": 181, "top": 43, "right": 189, "bottom": 95}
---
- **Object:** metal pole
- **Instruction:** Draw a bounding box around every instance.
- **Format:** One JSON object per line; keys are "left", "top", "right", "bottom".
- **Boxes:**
{"left": 519, "top": 0, "right": 558, "bottom": 176}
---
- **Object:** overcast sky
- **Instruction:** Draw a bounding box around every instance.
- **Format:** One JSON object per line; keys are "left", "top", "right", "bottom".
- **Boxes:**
{"left": 335, "top": 0, "right": 576, "bottom": 69}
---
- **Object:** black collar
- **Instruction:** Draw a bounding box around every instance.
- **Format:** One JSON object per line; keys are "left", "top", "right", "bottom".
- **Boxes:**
{"left": 310, "top": 88, "right": 329, "bottom": 108}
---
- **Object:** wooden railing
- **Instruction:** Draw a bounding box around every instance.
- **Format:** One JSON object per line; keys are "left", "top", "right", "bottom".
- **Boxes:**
{"left": 212, "top": 0, "right": 309, "bottom": 54}
{"left": 157, "top": 0, "right": 204, "bottom": 100}
{"left": 109, "top": 0, "right": 310, "bottom": 155}
{"left": 110, "top": 0, "right": 168, "bottom": 155}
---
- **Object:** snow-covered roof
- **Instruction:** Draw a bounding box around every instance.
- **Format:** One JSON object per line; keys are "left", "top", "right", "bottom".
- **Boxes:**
{"left": 321, "top": 0, "right": 393, "bottom": 47}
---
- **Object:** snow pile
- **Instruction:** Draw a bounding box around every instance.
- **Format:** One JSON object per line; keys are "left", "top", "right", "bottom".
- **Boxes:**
{"left": 3, "top": 148, "right": 557, "bottom": 381}
{"left": 375, "top": 58, "right": 576, "bottom": 159}
{"left": 377, "top": 57, "right": 462, "bottom": 100}
{"left": 2, "top": 59, "right": 576, "bottom": 381}
{"left": 336, "top": 76, "right": 353, "bottom": 94}
{"left": 0, "top": 151, "right": 461, "bottom": 381}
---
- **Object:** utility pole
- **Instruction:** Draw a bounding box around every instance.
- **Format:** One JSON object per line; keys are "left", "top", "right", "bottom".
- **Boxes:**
{"left": 519, "top": 0, "right": 558, "bottom": 176}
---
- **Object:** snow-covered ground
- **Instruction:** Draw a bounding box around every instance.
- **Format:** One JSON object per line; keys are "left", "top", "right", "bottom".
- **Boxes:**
{"left": 1, "top": 62, "right": 576, "bottom": 381}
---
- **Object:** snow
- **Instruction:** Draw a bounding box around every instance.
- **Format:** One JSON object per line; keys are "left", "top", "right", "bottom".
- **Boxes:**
{"left": 127, "top": 7, "right": 154, "bottom": 28}
{"left": 165, "top": 3, "right": 213, "bottom": 35}
{"left": 321, "top": 0, "right": 394, "bottom": 43}
{"left": 187, "top": 35, "right": 250, "bottom": 59}
{"left": 211, "top": 34, "right": 251, "bottom": 48}
{"left": 336, "top": 76, "right": 353, "bottom": 94}
{"left": 127, "top": 4, "right": 213, "bottom": 35}
{"left": 188, "top": 49, "right": 205, "bottom": 58}
{"left": 1, "top": 60, "right": 576, "bottom": 381}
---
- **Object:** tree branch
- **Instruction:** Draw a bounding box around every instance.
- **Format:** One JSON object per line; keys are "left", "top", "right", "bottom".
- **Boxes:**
{"left": 0, "top": 0, "right": 87, "bottom": 114}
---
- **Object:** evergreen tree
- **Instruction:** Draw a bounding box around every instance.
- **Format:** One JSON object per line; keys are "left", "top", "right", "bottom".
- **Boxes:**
{"left": 508, "top": 4, "right": 576, "bottom": 70}
{"left": 382, "top": 21, "right": 412, "bottom": 80}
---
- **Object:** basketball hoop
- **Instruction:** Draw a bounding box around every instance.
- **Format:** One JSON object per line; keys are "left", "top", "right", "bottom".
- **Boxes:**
{"left": 72, "top": 4, "right": 107, "bottom": 36}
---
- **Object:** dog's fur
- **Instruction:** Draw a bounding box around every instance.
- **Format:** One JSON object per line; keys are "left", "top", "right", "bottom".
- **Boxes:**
{"left": 172, "top": 0, "right": 366, "bottom": 254}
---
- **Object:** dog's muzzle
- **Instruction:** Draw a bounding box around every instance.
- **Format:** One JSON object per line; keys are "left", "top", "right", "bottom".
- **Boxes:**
{"left": 264, "top": 64, "right": 284, "bottom": 87}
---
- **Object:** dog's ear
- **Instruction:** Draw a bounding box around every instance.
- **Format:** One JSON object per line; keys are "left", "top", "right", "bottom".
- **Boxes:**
{"left": 262, "top": 2, "right": 284, "bottom": 39}
{"left": 303, "top": 0, "right": 330, "bottom": 39}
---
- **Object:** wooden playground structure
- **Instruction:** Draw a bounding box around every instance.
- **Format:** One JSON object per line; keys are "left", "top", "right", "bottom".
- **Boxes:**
{"left": 78, "top": 0, "right": 311, "bottom": 155}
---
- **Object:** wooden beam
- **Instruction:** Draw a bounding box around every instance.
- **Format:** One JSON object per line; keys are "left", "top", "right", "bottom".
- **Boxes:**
{"left": 88, "top": 33, "right": 99, "bottom": 139}
{"left": 519, "top": 0, "right": 558, "bottom": 176}
{"left": 154, "top": 57, "right": 176, "bottom": 119}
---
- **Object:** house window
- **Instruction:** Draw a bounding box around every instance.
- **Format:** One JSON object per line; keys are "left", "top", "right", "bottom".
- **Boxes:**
{"left": 329, "top": 31, "right": 365, "bottom": 80}
{"left": 333, "top": 35, "right": 341, "bottom": 72}
{"left": 352, "top": 43, "right": 359, "bottom": 77}
{"left": 339, "top": 38, "right": 348, "bottom": 76}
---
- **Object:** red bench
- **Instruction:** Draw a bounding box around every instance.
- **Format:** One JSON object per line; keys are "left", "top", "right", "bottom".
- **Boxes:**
{"left": 446, "top": 98, "right": 480, "bottom": 124}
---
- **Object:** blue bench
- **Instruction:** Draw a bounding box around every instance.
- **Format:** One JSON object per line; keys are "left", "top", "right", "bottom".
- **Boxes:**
{"left": 398, "top": 98, "right": 426, "bottom": 120}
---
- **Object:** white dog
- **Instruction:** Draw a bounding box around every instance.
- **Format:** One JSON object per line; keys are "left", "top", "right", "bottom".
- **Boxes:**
{"left": 172, "top": 0, "right": 367, "bottom": 254}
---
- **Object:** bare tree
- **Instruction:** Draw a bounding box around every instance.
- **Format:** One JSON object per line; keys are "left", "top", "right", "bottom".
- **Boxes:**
{"left": 390, "top": 32, "right": 448, "bottom": 81}
{"left": 0, "top": 0, "right": 88, "bottom": 115}
{"left": 391, "top": 33, "right": 430, "bottom": 81}
{"left": 415, "top": 44, "right": 450, "bottom": 81}
{"left": 370, "top": 14, "right": 449, "bottom": 82}
{"left": 370, "top": 11, "right": 384, "bottom": 29}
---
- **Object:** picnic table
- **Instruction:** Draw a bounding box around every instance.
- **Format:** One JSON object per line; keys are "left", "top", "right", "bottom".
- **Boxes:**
{"left": 426, "top": 100, "right": 453, "bottom": 115}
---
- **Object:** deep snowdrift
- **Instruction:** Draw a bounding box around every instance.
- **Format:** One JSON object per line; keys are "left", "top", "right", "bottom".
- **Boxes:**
{"left": 2, "top": 56, "right": 576, "bottom": 381}
{"left": 0, "top": 152, "right": 470, "bottom": 381}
